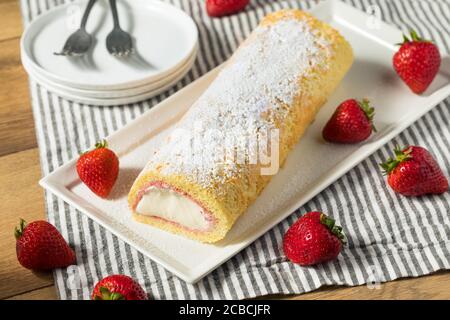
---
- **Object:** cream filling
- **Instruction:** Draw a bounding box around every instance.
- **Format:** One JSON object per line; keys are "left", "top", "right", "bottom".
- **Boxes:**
{"left": 135, "top": 186, "right": 209, "bottom": 231}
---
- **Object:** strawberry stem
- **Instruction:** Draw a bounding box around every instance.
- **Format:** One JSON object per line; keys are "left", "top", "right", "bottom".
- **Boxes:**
{"left": 80, "top": 140, "right": 108, "bottom": 156}
{"left": 397, "top": 30, "right": 430, "bottom": 45}
{"left": 409, "top": 30, "right": 422, "bottom": 42}
{"left": 358, "top": 99, "right": 377, "bottom": 132}
{"left": 95, "top": 140, "right": 108, "bottom": 149}
{"left": 320, "top": 213, "right": 346, "bottom": 245}
{"left": 380, "top": 146, "right": 413, "bottom": 175}
{"left": 14, "top": 218, "right": 27, "bottom": 240}
{"left": 94, "top": 286, "right": 125, "bottom": 300}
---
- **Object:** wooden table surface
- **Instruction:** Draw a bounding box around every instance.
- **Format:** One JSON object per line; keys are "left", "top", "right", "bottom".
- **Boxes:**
{"left": 1, "top": 0, "right": 449, "bottom": 300}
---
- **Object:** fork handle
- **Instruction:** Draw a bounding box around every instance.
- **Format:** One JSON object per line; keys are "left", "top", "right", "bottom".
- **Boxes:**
{"left": 109, "top": 0, "right": 121, "bottom": 29}
{"left": 80, "top": 0, "right": 97, "bottom": 29}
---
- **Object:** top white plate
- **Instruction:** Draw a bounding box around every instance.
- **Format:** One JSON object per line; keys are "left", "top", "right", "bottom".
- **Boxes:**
{"left": 40, "top": 0, "right": 450, "bottom": 283}
{"left": 21, "top": 0, "right": 198, "bottom": 90}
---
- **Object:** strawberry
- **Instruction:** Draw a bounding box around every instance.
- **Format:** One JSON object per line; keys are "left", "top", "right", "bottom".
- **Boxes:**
{"left": 322, "top": 98, "right": 376, "bottom": 143}
{"left": 206, "top": 0, "right": 249, "bottom": 17}
{"left": 15, "top": 219, "right": 76, "bottom": 270}
{"left": 393, "top": 30, "right": 441, "bottom": 94}
{"left": 92, "top": 275, "right": 148, "bottom": 300}
{"left": 283, "top": 212, "right": 345, "bottom": 266}
{"left": 380, "top": 146, "right": 448, "bottom": 196}
{"left": 77, "top": 140, "right": 119, "bottom": 198}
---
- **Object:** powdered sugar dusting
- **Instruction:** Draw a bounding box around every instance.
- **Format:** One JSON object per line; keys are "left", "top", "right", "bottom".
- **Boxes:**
{"left": 145, "top": 18, "right": 331, "bottom": 188}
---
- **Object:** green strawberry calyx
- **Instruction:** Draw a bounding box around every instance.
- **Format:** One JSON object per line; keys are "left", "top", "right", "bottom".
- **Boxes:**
{"left": 320, "top": 213, "right": 347, "bottom": 245}
{"left": 95, "top": 139, "right": 108, "bottom": 149}
{"left": 80, "top": 139, "right": 108, "bottom": 156}
{"left": 14, "top": 218, "right": 27, "bottom": 240}
{"left": 358, "top": 99, "right": 377, "bottom": 132}
{"left": 397, "top": 30, "right": 431, "bottom": 45}
{"left": 380, "top": 146, "right": 413, "bottom": 175}
{"left": 94, "top": 286, "right": 125, "bottom": 300}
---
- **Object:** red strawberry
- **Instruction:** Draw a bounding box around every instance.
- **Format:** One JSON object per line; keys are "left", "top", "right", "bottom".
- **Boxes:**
{"left": 92, "top": 275, "right": 148, "bottom": 300}
{"left": 206, "top": 0, "right": 249, "bottom": 17}
{"left": 283, "top": 212, "right": 345, "bottom": 266}
{"left": 380, "top": 146, "right": 448, "bottom": 196}
{"left": 322, "top": 98, "right": 376, "bottom": 143}
{"left": 15, "top": 219, "right": 76, "bottom": 270}
{"left": 393, "top": 30, "right": 441, "bottom": 94}
{"left": 77, "top": 140, "right": 119, "bottom": 198}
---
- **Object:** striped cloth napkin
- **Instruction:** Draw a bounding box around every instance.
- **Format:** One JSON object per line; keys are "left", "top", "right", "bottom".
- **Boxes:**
{"left": 21, "top": 0, "right": 450, "bottom": 300}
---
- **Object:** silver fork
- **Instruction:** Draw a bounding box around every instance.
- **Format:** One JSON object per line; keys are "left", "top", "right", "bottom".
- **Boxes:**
{"left": 106, "top": 0, "right": 133, "bottom": 57}
{"left": 54, "top": 0, "right": 97, "bottom": 56}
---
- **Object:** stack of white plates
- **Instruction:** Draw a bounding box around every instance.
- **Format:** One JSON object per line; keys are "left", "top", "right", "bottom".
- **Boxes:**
{"left": 21, "top": 0, "right": 198, "bottom": 106}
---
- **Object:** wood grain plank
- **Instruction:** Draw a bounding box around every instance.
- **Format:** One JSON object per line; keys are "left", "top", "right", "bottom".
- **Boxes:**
{"left": 0, "top": 148, "right": 53, "bottom": 299}
{"left": 7, "top": 286, "right": 58, "bottom": 300}
{"left": 284, "top": 271, "right": 450, "bottom": 300}
{"left": 0, "top": 37, "right": 37, "bottom": 156}
{"left": 0, "top": 0, "right": 24, "bottom": 42}
{"left": 7, "top": 271, "right": 450, "bottom": 300}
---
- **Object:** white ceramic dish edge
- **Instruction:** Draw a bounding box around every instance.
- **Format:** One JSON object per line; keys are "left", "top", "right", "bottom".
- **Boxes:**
{"left": 23, "top": 46, "right": 198, "bottom": 102}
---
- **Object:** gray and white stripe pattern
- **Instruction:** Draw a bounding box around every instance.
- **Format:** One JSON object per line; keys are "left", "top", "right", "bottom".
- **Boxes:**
{"left": 21, "top": 0, "right": 450, "bottom": 299}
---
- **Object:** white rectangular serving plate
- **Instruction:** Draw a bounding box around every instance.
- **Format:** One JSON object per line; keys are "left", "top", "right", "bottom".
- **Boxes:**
{"left": 40, "top": 0, "right": 450, "bottom": 283}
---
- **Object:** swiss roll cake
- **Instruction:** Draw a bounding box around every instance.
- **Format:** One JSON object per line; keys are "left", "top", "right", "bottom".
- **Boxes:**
{"left": 128, "top": 9, "right": 353, "bottom": 243}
